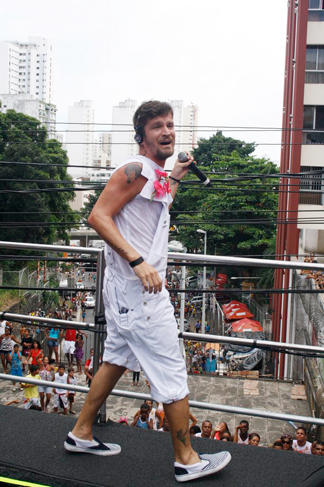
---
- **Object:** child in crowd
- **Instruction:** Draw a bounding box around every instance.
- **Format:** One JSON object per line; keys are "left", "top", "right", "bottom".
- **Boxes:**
{"left": 53, "top": 364, "right": 68, "bottom": 416}
{"left": 74, "top": 334, "right": 84, "bottom": 374}
{"left": 9, "top": 344, "right": 23, "bottom": 391}
{"left": 22, "top": 364, "right": 41, "bottom": 410}
{"left": 27, "top": 340, "right": 43, "bottom": 371}
{"left": 38, "top": 356, "right": 55, "bottom": 412}
{"left": 131, "top": 403, "right": 153, "bottom": 429}
{"left": 67, "top": 366, "right": 77, "bottom": 415}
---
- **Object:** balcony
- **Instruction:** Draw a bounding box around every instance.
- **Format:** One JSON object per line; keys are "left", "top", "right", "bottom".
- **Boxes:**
{"left": 308, "top": 10, "right": 324, "bottom": 21}
{"left": 302, "top": 130, "right": 324, "bottom": 144}
{"left": 299, "top": 191, "right": 322, "bottom": 205}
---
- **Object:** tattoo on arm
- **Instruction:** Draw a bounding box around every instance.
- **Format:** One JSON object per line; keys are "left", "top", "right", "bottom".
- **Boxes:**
{"left": 176, "top": 428, "right": 188, "bottom": 446}
{"left": 108, "top": 242, "right": 130, "bottom": 259}
{"left": 124, "top": 163, "right": 142, "bottom": 184}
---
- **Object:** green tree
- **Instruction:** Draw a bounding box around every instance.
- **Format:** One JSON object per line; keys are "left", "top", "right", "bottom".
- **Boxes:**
{"left": 0, "top": 110, "right": 79, "bottom": 246}
{"left": 171, "top": 132, "right": 279, "bottom": 258}
{"left": 81, "top": 188, "right": 102, "bottom": 222}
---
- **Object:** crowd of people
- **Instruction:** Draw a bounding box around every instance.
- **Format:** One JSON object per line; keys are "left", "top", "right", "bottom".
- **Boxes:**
{"left": 127, "top": 409, "right": 323, "bottom": 455}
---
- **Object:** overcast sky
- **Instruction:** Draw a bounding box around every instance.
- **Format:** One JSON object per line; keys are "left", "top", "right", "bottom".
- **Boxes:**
{"left": 2, "top": 0, "right": 288, "bottom": 164}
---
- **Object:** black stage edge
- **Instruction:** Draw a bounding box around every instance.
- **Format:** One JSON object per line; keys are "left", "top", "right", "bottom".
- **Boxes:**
{"left": 0, "top": 405, "right": 323, "bottom": 487}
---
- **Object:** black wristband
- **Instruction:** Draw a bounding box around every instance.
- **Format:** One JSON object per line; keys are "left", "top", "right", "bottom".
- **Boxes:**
{"left": 129, "top": 257, "right": 144, "bottom": 268}
{"left": 169, "top": 175, "right": 181, "bottom": 184}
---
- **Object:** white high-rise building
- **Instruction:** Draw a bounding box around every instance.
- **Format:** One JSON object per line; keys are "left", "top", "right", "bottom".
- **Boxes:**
{"left": 0, "top": 93, "right": 60, "bottom": 140}
{"left": 66, "top": 100, "right": 94, "bottom": 177}
{"left": 0, "top": 37, "right": 53, "bottom": 104}
{"left": 110, "top": 99, "right": 138, "bottom": 167}
{"left": 110, "top": 99, "right": 198, "bottom": 168}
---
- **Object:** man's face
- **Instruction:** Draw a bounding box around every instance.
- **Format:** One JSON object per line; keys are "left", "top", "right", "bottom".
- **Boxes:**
{"left": 296, "top": 429, "right": 306, "bottom": 444}
{"left": 314, "top": 443, "right": 324, "bottom": 455}
{"left": 202, "top": 421, "right": 212, "bottom": 437}
{"left": 59, "top": 367, "right": 65, "bottom": 376}
{"left": 239, "top": 423, "right": 249, "bottom": 434}
{"left": 32, "top": 368, "right": 39, "bottom": 376}
{"left": 142, "top": 113, "right": 175, "bottom": 164}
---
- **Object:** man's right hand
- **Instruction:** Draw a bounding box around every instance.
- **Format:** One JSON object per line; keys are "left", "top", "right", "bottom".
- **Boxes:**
{"left": 133, "top": 261, "right": 162, "bottom": 294}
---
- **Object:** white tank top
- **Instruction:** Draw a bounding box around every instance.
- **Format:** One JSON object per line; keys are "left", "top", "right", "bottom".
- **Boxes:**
{"left": 105, "top": 155, "right": 173, "bottom": 279}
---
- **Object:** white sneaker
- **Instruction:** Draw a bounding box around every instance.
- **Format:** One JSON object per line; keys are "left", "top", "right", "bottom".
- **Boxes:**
{"left": 64, "top": 432, "right": 121, "bottom": 456}
{"left": 174, "top": 452, "right": 231, "bottom": 482}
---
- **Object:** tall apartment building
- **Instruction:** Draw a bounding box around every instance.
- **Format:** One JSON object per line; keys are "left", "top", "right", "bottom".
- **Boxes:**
{"left": 66, "top": 100, "right": 95, "bottom": 177}
{"left": 110, "top": 99, "right": 198, "bottom": 168}
{"left": 0, "top": 37, "right": 53, "bottom": 104}
{"left": 110, "top": 99, "right": 138, "bottom": 166}
{"left": 273, "top": 0, "right": 324, "bottom": 378}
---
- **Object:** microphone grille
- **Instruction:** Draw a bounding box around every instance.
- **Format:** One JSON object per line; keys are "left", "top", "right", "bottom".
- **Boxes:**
{"left": 178, "top": 152, "right": 189, "bottom": 162}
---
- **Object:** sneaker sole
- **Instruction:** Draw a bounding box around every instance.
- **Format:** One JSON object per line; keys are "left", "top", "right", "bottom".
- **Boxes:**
{"left": 64, "top": 441, "right": 121, "bottom": 456}
{"left": 175, "top": 452, "right": 231, "bottom": 482}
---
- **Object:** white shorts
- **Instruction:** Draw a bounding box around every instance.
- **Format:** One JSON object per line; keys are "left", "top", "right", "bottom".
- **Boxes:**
{"left": 102, "top": 271, "right": 189, "bottom": 404}
{"left": 54, "top": 393, "right": 68, "bottom": 409}
{"left": 24, "top": 397, "right": 41, "bottom": 409}
{"left": 63, "top": 340, "right": 75, "bottom": 355}
{"left": 38, "top": 385, "right": 52, "bottom": 394}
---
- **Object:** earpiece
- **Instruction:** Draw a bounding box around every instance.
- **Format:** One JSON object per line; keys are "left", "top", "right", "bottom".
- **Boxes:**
{"left": 134, "top": 124, "right": 143, "bottom": 144}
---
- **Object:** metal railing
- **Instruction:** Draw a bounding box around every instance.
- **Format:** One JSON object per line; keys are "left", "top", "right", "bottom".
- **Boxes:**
{"left": 1, "top": 240, "right": 324, "bottom": 426}
{"left": 1, "top": 372, "right": 323, "bottom": 426}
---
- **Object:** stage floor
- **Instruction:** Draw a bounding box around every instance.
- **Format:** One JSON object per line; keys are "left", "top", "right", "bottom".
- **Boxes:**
{"left": 0, "top": 405, "right": 323, "bottom": 487}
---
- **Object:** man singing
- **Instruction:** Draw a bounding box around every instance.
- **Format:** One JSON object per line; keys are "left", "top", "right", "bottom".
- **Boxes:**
{"left": 64, "top": 100, "right": 231, "bottom": 482}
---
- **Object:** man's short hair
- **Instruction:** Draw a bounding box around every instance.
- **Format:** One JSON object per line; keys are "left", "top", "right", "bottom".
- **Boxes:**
{"left": 240, "top": 420, "right": 249, "bottom": 427}
{"left": 133, "top": 101, "right": 173, "bottom": 144}
{"left": 58, "top": 363, "right": 65, "bottom": 369}
{"left": 296, "top": 426, "right": 306, "bottom": 435}
{"left": 30, "top": 365, "right": 38, "bottom": 373}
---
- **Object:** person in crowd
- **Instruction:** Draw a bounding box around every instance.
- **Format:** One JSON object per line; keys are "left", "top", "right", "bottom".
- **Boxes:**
{"left": 84, "top": 348, "right": 94, "bottom": 387}
{"left": 195, "top": 420, "right": 213, "bottom": 439}
{"left": 233, "top": 420, "right": 250, "bottom": 444}
{"left": 205, "top": 323, "right": 210, "bottom": 334}
{"left": 22, "top": 364, "right": 41, "bottom": 410}
{"left": 132, "top": 370, "right": 140, "bottom": 387}
{"left": 144, "top": 399, "right": 163, "bottom": 431}
{"left": 212, "top": 422, "right": 231, "bottom": 440}
{"left": 190, "top": 425, "right": 201, "bottom": 436}
{"left": 53, "top": 364, "right": 69, "bottom": 416}
{"left": 118, "top": 416, "right": 128, "bottom": 425}
{"left": 38, "top": 356, "right": 55, "bottom": 412}
{"left": 272, "top": 441, "right": 283, "bottom": 450}
{"left": 74, "top": 333, "right": 85, "bottom": 374}
{"left": 20, "top": 328, "right": 33, "bottom": 372}
{"left": 281, "top": 434, "right": 293, "bottom": 451}
{"left": 158, "top": 416, "right": 170, "bottom": 433}
{"left": 64, "top": 101, "right": 231, "bottom": 483}
{"left": 0, "top": 324, "right": 20, "bottom": 373}
{"left": 9, "top": 344, "right": 23, "bottom": 391}
{"left": 131, "top": 403, "right": 153, "bottom": 429}
{"left": 248, "top": 433, "right": 260, "bottom": 446}
{"left": 63, "top": 328, "right": 77, "bottom": 367}
{"left": 195, "top": 321, "right": 201, "bottom": 334}
{"left": 45, "top": 326, "right": 62, "bottom": 367}
{"left": 312, "top": 440, "right": 324, "bottom": 456}
{"left": 220, "top": 432, "right": 233, "bottom": 442}
{"left": 26, "top": 340, "right": 43, "bottom": 370}
{"left": 67, "top": 366, "right": 77, "bottom": 415}
{"left": 292, "top": 426, "right": 312, "bottom": 454}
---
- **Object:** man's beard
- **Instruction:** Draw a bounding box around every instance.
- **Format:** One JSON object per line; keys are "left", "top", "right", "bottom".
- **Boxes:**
{"left": 155, "top": 144, "right": 174, "bottom": 161}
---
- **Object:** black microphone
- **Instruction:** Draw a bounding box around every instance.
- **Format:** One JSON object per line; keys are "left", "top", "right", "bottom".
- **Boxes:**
{"left": 178, "top": 152, "right": 211, "bottom": 187}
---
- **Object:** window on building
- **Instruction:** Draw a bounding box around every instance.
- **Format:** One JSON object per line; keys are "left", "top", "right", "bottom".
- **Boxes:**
{"left": 308, "top": 0, "right": 324, "bottom": 19}
{"left": 303, "top": 106, "right": 324, "bottom": 143}
{"left": 305, "top": 46, "right": 324, "bottom": 83}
